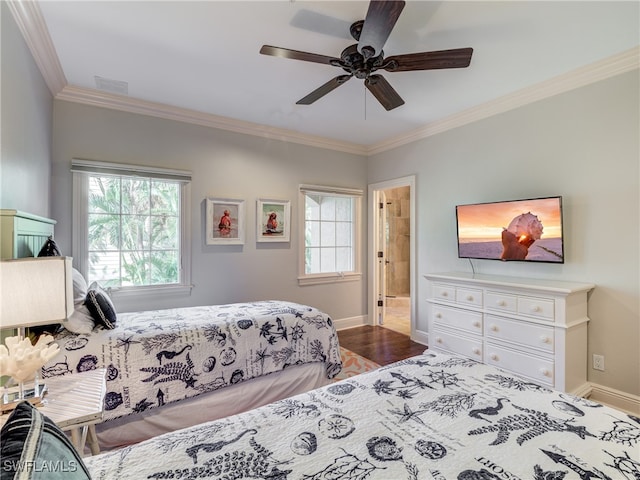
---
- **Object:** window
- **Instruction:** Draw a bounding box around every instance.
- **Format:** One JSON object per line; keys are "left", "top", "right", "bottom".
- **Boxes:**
{"left": 72, "top": 159, "right": 192, "bottom": 298}
{"left": 298, "top": 184, "right": 362, "bottom": 285}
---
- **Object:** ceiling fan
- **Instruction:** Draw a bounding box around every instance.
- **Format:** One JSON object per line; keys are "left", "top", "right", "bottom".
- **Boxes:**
{"left": 260, "top": 0, "right": 473, "bottom": 111}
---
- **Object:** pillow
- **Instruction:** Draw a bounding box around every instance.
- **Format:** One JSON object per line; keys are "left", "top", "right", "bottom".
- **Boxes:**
{"left": 72, "top": 269, "right": 88, "bottom": 305}
{"left": 0, "top": 401, "right": 91, "bottom": 480}
{"left": 26, "top": 324, "right": 63, "bottom": 342}
{"left": 84, "top": 283, "right": 116, "bottom": 330}
{"left": 37, "top": 236, "right": 61, "bottom": 257}
{"left": 64, "top": 304, "right": 95, "bottom": 335}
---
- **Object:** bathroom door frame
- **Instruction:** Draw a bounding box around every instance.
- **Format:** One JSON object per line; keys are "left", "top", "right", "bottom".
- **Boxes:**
{"left": 368, "top": 175, "right": 416, "bottom": 337}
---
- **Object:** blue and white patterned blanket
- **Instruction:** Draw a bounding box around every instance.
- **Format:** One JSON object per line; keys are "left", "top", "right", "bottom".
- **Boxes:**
{"left": 85, "top": 351, "right": 639, "bottom": 479}
{"left": 42, "top": 300, "right": 341, "bottom": 422}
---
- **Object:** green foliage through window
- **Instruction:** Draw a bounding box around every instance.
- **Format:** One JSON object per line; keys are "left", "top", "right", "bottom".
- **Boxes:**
{"left": 87, "top": 175, "right": 180, "bottom": 287}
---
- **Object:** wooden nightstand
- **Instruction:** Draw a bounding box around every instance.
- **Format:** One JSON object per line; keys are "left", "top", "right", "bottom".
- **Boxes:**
{"left": 1, "top": 369, "right": 107, "bottom": 456}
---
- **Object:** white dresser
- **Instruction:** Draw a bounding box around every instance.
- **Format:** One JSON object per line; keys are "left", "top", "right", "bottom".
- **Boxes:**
{"left": 425, "top": 272, "right": 594, "bottom": 394}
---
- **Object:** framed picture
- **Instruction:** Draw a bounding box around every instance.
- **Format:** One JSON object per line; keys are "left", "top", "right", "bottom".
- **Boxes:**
{"left": 257, "top": 199, "right": 291, "bottom": 242}
{"left": 206, "top": 197, "right": 245, "bottom": 245}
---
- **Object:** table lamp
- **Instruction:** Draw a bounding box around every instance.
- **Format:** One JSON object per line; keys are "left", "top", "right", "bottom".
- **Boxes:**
{"left": 0, "top": 257, "right": 74, "bottom": 407}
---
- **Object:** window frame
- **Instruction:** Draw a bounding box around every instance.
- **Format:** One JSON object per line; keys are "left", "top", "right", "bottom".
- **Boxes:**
{"left": 72, "top": 159, "right": 192, "bottom": 300}
{"left": 297, "top": 184, "right": 363, "bottom": 286}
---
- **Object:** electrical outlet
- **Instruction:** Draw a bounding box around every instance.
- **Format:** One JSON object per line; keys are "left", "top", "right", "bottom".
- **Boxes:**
{"left": 593, "top": 354, "right": 605, "bottom": 371}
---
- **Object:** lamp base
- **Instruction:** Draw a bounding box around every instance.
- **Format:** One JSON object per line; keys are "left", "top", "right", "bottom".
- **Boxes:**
{"left": 1, "top": 382, "right": 48, "bottom": 413}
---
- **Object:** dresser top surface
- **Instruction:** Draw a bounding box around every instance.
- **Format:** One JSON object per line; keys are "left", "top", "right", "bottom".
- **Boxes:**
{"left": 425, "top": 272, "right": 595, "bottom": 294}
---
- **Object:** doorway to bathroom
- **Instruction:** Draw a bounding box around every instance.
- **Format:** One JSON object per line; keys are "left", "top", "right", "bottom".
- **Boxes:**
{"left": 382, "top": 186, "right": 411, "bottom": 335}
{"left": 369, "top": 176, "right": 415, "bottom": 338}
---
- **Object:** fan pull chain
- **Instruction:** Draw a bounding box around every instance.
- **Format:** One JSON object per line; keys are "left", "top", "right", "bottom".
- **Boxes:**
{"left": 364, "top": 84, "right": 367, "bottom": 120}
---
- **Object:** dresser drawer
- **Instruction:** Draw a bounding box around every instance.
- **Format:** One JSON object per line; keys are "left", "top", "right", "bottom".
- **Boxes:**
{"left": 432, "top": 283, "right": 456, "bottom": 302}
{"left": 485, "top": 291, "right": 517, "bottom": 313}
{"left": 485, "top": 343, "right": 554, "bottom": 387}
{"left": 456, "top": 287, "right": 483, "bottom": 307}
{"left": 432, "top": 304, "right": 482, "bottom": 334}
{"left": 518, "top": 296, "right": 555, "bottom": 320}
{"left": 432, "top": 328, "right": 483, "bottom": 361}
{"left": 485, "top": 315, "right": 554, "bottom": 352}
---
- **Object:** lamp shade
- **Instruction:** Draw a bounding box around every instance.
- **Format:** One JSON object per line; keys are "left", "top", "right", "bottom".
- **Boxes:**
{"left": 0, "top": 257, "right": 74, "bottom": 329}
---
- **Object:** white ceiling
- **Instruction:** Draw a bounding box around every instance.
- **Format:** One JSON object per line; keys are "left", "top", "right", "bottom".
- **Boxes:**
{"left": 18, "top": 1, "right": 640, "bottom": 153}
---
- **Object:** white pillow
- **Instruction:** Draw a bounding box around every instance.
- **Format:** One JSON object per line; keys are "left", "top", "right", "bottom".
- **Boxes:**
{"left": 64, "top": 304, "right": 95, "bottom": 335}
{"left": 72, "top": 268, "right": 88, "bottom": 305}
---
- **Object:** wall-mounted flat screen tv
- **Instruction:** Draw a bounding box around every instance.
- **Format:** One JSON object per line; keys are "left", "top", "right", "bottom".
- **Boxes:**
{"left": 456, "top": 196, "right": 564, "bottom": 263}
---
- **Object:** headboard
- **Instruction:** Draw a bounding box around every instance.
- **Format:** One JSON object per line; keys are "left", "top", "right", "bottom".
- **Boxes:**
{"left": 0, "top": 210, "right": 56, "bottom": 259}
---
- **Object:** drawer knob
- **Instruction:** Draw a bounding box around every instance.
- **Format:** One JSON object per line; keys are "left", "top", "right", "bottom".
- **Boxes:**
{"left": 497, "top": 300, "right": 507, "bottom": 307}
{"left": 472, "top": 348, "right": 481, "bottom": 355}
{"left": 540, "top": 336, "right": 551, "bottom": 344}
{"left": 490, "top": 354, "right": 499, "bottom": 361}
{"left": 531, "top": 305, "right": 542, "bottom": 313}
{"left": 441, "top": 292, "right": 449, "bottom": 297}
{"left": 540, "top": 369, "right": 551, "bottom": 377}
{"left": 436, "top": 337, "right": 443, "bottom": 344}
{"left": 490, "top": 324, "right": 499, "bottom": 332}
{"left": 466, "top": 295, "right": 474, "bottom": 301}
{"left": 435, "top": 313, "right": 442, "bottom": 319}
{"left": 473, "top": 321, "right": 481, "bottom": 328}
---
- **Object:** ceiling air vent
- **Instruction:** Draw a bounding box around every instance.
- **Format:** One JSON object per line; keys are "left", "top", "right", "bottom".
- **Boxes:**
{"left": 94, "top": 76, "right": 128, "bottom": 95}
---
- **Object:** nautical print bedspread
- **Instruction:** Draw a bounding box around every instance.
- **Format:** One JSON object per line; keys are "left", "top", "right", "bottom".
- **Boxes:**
{"left": 41, "top": 300, "right": 341, "bottom": 422}
{"left": 85, "top": 351, "right": 639, "bottom": 480}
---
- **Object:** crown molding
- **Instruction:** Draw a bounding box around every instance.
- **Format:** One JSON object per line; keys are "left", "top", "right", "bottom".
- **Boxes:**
{"left": 6, "top": 0, "right": 66, "bottom": 95}
{"left": 367, "top": 46, "right": 640, "bottom": 155}
{"left": 11, "top": 1, "right": 638, "bottom": 156}
{"left": 55, "top": 85, "right": 369, "bottom": 156}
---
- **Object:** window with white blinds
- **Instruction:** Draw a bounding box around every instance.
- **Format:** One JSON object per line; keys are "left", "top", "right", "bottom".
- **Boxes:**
{"left": 72, "top": 159, "right": 192, "bottom": 297}
{"left": 298, "top": 184, "right": 363, "bottom": 285}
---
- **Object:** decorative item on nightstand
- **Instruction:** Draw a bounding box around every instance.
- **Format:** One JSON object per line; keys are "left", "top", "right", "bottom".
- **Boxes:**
{"left": 0, "top": 257, "right": 74, "bottom": 409}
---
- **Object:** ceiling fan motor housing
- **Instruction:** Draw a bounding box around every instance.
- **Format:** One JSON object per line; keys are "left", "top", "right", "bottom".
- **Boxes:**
{"left": 340, "top": 44, "right": 384, "bottom": 79}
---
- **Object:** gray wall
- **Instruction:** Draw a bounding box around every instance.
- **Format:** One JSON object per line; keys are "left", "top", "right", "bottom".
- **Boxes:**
{"left": 51, "top": 101, "right": 368, "bottom": 322}
{"left": 0, "top": 2, "right": 53, "bottom": 217}
{"left": 368, "top": 71, "right": 640, "bottom": 397}
{"left": 2, "top": 5, "right": 638, "bottom": 397}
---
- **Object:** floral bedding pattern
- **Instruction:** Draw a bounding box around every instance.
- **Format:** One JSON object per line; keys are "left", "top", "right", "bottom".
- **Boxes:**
{"left": 41, "top": 300, "right": 341, "bottom": 422}
{"left": 85, "top": 351, "right": 639, "bottom": 480}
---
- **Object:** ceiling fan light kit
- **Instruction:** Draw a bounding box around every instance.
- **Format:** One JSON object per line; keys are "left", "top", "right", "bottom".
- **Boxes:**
{"left": 260, "top": 0, "right": 473, "bottom": 111}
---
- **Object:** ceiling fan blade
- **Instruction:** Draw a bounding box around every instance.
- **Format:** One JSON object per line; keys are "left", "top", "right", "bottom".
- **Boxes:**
{"left": 384, "top": 47, "right": 473, "bottom": 72}
{"left": 358, "top": 0, "right": 406, "bottom": 59}
{"left": 365, "top": 74, "right": 404, "bottom": 111}
{"left": 297, "top": 75, "right": 353, "bottom": 105}
{"left": 260, "top": 45, "right": 341, "bottom": 66}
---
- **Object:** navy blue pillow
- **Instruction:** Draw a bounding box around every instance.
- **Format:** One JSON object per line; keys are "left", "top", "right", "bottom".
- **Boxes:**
{"left": 0, "top": 401, "right": 91, "bottom": 479}
{"left": 84, "top": 283, "right": 116, "bottom": 330}
{"left": 37, "top": 236, "right": 61, "bottom": 257}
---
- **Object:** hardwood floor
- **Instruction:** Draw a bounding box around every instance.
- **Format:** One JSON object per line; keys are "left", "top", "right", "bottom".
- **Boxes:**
{"left": 337, "top": 325, "right": 427, "bottom": 366}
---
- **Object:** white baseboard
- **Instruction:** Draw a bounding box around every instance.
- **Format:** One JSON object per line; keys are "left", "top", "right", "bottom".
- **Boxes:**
{"left": 334, "top": 316, "right": 428, "bottom": 349}
{"left": 570, "top": 382, "right": 593, "bottom": 399}
{"left": 586, "top": 383, "right": 640, "bottom": 416}
{"left": 411, "top": 329, "right": 429, "bottom": 347}
{"left": 335, "top": 315, "right": 369, "bottom": 331}
{"left": 334, "top": 315, "right": 428, "bottom": 346}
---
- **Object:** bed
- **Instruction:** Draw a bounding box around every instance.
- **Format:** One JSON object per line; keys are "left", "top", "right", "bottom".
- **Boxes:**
{"left": 80, "top": 350, "right": 639, "bottom": 479}
{"left": 42, "top": 300, "right": 342, "bottom": 450}
{"left": 3, "top": 210, "right": 342, "bottom": 451}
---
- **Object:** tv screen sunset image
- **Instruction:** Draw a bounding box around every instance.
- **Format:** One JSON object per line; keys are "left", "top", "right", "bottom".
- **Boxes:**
{"left": 457, "top": 197, "right": 564, "bottom": 263}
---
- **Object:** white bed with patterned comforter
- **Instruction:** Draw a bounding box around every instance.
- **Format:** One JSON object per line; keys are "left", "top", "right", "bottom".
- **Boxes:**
{"left": 85, "top": 351, "right": 639, "bottom": 480}
{"left": 41, "top": 300, "right": 341, "bottom": 450}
